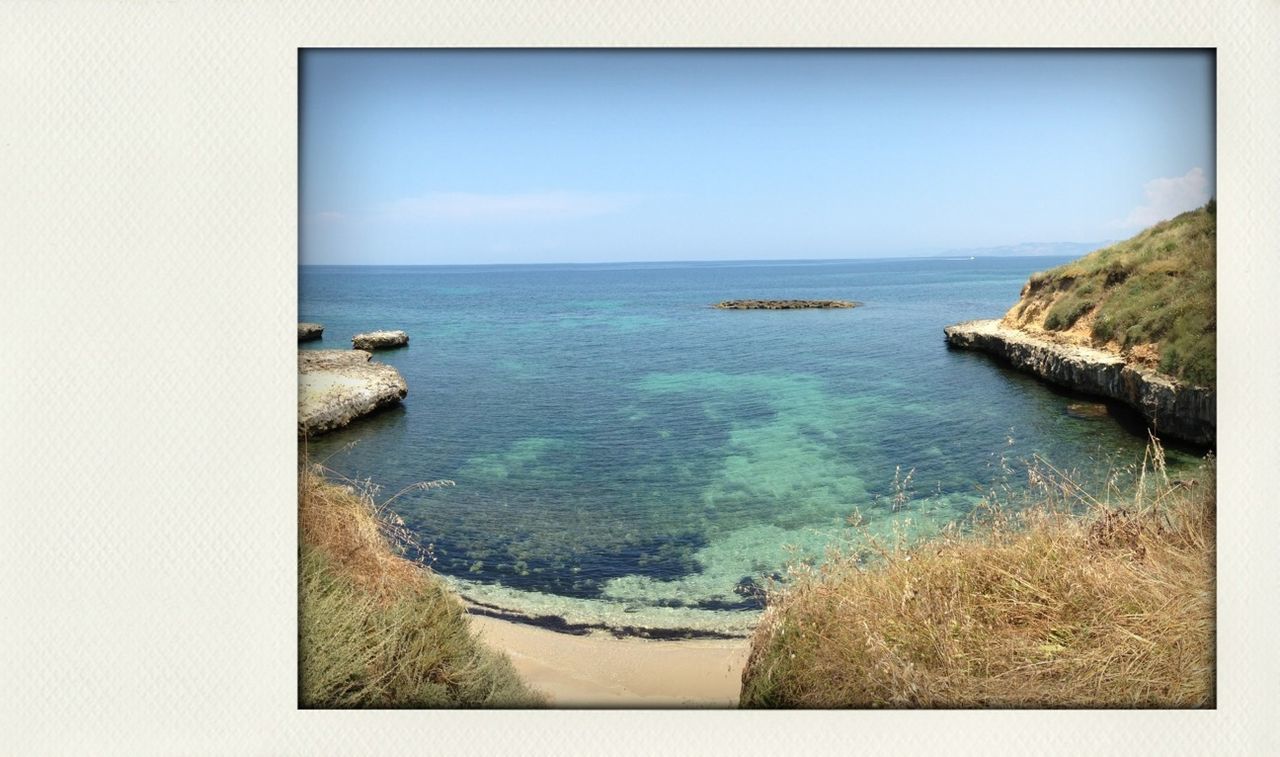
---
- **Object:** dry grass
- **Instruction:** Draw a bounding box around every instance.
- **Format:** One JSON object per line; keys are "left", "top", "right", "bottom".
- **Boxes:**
{"left": 299, "top": 463, "right": 544, "bottom": 708}
{"left": 739, "top": 440, "right": 1215, "bottom": 708}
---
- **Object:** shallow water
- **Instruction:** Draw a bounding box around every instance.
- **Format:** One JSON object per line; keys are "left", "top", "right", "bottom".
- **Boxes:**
{"left": 300, "top": 258, "right": 1199, "bottom": 634}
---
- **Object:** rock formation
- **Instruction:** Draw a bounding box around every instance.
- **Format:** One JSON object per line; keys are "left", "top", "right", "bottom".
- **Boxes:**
{"left": 298, "top": 322, "right": 324, "bottom": 342}
{"left": 944, "top": 319, "right": 1214, "bottom": 446}
{"left": 713, "top": 300, "right": 861, "bottom": 310}
{"left": 352, "top": 330, "right": 409, "bottom": 350}
{"left": 298, "top": 349, "right": 407, "bottom": 437}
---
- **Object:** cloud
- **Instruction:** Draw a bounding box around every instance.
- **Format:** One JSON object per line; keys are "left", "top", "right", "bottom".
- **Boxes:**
{"left": 310, "top": 211, "right": 345, "bottom": 223}
{"left": 1116, "top": 168, "right": 1210, "bottom": 228}
{"left": 376, "top": 191, "right": 633, "bottom": 222}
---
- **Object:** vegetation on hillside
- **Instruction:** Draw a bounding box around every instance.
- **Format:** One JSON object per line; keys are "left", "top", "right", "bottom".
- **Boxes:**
{"left": 299, "top": 465, "right": 544, "bottom": 708}
{"left": 1004, "top": 201, "right": 1216, "bottom": 386}
{"left": 739, "top": 441, "right": 1215, "bottom": 708}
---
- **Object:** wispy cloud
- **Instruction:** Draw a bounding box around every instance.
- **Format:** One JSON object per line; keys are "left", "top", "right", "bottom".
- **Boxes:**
{"left": 376, "top": 191, "right": 634, "bottom": 222}
{"left": 1115, "top": 168, "right": 1210, "bottom": 229}
{"left": 310, "top": 211, "right": 345, "bottom": 223}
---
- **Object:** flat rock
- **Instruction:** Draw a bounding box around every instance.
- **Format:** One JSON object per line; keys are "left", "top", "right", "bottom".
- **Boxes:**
{"left": 298, "top": 322, "right": 324, "bottom": 342}
{"left": 298, "top": 349, "right": 407, "bottom": 437}
{"left": 713, "top": 299, "right": 861, "bottom": 310}
{"left": 352, "top": 330, "right": 409, "bottom": 350}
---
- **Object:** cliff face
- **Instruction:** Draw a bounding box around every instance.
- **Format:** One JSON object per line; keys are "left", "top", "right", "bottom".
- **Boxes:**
{"left": 944, "top": 319, "right": 1215, "bottom": 446}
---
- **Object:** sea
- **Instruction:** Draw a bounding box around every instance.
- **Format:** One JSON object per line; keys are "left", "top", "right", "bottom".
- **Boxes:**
{"left": 299, "top": 257, "right": 1201, "bottom": 636}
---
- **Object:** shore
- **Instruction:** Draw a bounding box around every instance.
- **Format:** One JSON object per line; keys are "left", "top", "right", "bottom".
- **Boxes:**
{"left": 467, "top": 614, "right": 750, "bottom": 707}
{"left": 943, "top": 319, "right": 1215, "bottom": 445}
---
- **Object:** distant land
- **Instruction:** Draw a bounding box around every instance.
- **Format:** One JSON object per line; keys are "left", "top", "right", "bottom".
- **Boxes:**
{"left": 929, "top": 241, "right": 1113, "bottom": 259}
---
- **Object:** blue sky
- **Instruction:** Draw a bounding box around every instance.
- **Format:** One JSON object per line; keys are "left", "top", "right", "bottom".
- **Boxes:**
{"left": 300, "top": 50, "right": 1214, "bottom": 265}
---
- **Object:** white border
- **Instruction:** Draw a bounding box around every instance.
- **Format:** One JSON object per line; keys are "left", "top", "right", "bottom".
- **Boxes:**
{"left": 2, "top": 1, "right": 1277, "bottom": 754}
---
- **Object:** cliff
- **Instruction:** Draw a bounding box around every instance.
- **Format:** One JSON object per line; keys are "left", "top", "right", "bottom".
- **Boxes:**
{"left": 945, "top": 319, "right": 1214, "bottom": 445}
{"left": 944, "top": 202, "right": 1215, "bottom": 446}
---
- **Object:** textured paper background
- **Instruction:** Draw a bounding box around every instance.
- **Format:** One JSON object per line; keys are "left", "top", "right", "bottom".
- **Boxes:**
{"left": 1, "top": 1, "right": 1277, "bottom": 753}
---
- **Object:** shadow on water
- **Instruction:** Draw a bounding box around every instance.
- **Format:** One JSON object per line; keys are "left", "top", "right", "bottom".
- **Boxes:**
{"left": 410, "top": 529, "right": 708, "bottom": 600}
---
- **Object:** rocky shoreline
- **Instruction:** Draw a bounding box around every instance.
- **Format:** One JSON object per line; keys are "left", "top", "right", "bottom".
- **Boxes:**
{"left": 944, "top": 319, "right": 1214, "bottom": 446}
{"left": 298, "top": 349, "right": 408, "bottom": 438}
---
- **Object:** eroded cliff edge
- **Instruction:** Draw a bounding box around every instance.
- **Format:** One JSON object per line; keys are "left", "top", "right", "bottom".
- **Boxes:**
{"left": 944, "top": 319, "right": 1214, "bottom": 446}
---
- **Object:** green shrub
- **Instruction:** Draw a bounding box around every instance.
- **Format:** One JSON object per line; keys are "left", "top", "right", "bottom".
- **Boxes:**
{"left": 1092, "top": 314, "right": 1115, "bottom": 343}
{"left": 1043, "top": 296, "right": 1094, "bottom": 331}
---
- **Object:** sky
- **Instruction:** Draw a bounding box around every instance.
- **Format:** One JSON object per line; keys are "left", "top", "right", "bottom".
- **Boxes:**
{"left": 300, "top": 50, "right": 1215, "bottom": 265}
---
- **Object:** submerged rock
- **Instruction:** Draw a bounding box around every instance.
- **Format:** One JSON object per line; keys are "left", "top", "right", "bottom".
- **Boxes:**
{"left": 1065, "top": 402, "right": 1111, "bottom": 420}
{"left": 714, "top": 299, "right": 861, "bottom": 310}
{"left": 944, "top": 319, "right": 1214, "bottom": 446}
{"left": 298, "top": 349, "right": 407, "bottom": 437}
{"left": 733, "top": 573, "right": 782, "bottom": 601}
{"left": 297, "top": 322, "right": 324, "bottom": 342}
{"left": 352, "top": 330, "right": 409, "bottom": 351}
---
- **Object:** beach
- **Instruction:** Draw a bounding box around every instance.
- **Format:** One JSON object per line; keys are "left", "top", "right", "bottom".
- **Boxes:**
{"left": 468, "top": 614, "right": 749, "bottom": 707}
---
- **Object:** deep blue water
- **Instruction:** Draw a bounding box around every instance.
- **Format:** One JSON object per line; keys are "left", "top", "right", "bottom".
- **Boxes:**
{"left": 300, "top": 258, "right": 1194, "bottom": 633}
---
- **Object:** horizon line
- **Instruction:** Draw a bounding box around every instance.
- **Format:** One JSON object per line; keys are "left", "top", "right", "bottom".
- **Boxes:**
{"left": 297, "top": 252, "right": 1089, "bottom": 268}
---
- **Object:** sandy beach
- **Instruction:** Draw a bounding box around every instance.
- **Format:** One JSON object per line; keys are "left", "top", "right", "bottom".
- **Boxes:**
{"left": 468, "top": 614, "right": 751, "bottom": 708}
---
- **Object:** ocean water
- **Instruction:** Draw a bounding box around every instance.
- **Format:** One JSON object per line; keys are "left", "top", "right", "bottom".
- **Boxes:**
{"left": 300, "top": 258, "right": 1199, "bottom": 635}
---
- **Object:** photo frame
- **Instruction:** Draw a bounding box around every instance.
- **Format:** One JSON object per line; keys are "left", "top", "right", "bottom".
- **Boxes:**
{"left": 2, "top": 1, "right": 1275, "bottom": 753}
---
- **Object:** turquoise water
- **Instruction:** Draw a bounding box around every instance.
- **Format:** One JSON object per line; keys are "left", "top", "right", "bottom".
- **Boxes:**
{"left": 300, "top": 258, "right": 1198, "bottom": 634}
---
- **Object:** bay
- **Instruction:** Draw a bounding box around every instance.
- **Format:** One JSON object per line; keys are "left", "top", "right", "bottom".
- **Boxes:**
{"left": 300, "top": 257, "right": 1197, "bottom": 634}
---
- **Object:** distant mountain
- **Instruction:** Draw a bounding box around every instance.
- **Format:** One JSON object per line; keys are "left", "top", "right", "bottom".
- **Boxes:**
{"left": 933, "top": 241, "right": 1113, "bottom": 258}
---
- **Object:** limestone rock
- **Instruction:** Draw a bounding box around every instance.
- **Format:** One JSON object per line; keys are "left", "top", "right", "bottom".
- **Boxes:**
{"left": 352, "top": 330, "right": 409, "bottom": 351}
{"left": 944, "top": 319, "right": 1214, "bottom": 446}
{"left": 298, "top": 323, "right": 324, "bottom": 342}
{"left": 298, "top": 349, "right": 407, "bottom": 437}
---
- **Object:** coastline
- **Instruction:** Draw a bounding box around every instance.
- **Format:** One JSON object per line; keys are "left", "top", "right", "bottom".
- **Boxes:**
{"left": 944, "top": 319, "right": 1215, "bottom": 446}
{"left": 467, "top": 613, "right": 749, "bottom": 707}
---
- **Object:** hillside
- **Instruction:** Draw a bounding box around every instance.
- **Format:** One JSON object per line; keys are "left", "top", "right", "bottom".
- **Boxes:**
{"left": 739, "top": 446, "right": 1215, "bottom": 708}
{"left": 298, "top": 465, "right": 544, "bottom": 708}
{"left": 1001, "top": 201, "right": 1215, "bottom": 386}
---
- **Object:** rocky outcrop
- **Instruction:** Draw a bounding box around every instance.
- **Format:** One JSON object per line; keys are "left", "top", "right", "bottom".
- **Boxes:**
{"left": 714, "top": 299, "right": 861, "bottom": 310}
{"left": 352, "top": 330, "right": 409, "bottom": 350}
{"left": 944, "top": 320, "right": 1214, "bottom": 446}
{"left": 298, "top": 323, "right": 324, "bottom": 342}
{"left": 298, "top": 350, "right": 407, "bottom": 437}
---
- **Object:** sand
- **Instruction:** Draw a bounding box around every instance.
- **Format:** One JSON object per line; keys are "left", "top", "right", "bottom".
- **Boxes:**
{"left": 467, "top": 614, "right": 751, "bottom": 708}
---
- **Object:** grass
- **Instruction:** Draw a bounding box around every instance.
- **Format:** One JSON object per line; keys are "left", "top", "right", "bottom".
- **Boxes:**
{"left": 1007, "top": 200, "right": 1215, "bottom": 386}
{"left": 298, "top": 463, "right": 544, "bottom": 708}
{"left": 739, "top": 440, "right": 1215, "bottom": 708}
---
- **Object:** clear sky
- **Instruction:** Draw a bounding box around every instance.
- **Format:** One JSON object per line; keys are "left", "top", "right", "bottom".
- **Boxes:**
{"left": 300, "top": 50, "right": 1214, "bottom": 265}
